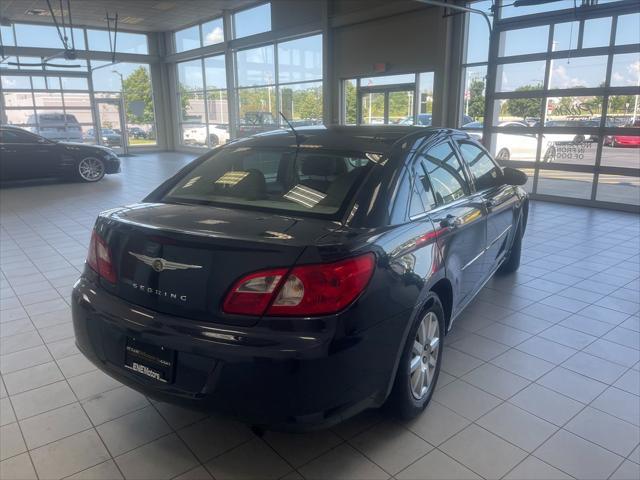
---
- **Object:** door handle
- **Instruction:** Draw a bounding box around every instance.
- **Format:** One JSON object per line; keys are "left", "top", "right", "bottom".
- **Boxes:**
{"left": 440, "top": 214, "right": 462, "bottom": 229}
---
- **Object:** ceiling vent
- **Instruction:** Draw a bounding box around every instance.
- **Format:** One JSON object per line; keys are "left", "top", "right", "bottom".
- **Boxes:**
{"left": 153, "top": 2, "right": 177, "bottom": 11}
{"left": 25, "top": 8, "right": 51, "bottom": 16}
{"left": 120, "top": 16, "right": 144, "bottom": 25}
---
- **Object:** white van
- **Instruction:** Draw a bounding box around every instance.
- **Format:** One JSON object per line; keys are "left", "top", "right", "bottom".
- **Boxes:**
{"left": 26, "top": 113, "right": 83, "bottom": 142}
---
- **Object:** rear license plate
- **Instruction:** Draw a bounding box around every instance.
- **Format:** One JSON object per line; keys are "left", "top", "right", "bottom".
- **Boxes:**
{"left": 124, "top": 338, "right": 175, "bottom": 383}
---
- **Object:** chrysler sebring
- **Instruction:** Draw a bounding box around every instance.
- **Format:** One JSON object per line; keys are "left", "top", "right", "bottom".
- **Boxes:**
{"left": 72, "top": 125, "right": 528, "bottom": 430}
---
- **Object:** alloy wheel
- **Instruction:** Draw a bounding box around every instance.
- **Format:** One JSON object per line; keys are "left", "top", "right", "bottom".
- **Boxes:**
{"left": 78, "top": 157, "right": 105, "bottom": 181}
{"left": 409, "top": 311, "right": 440, "bottom": 400}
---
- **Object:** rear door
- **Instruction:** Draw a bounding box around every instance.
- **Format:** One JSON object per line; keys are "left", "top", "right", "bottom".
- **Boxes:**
{"left": 417, "top": 140, "right": 487, "bottom": 309}
{"left": 456, "top": 138, "right": 518, "bottom": 276}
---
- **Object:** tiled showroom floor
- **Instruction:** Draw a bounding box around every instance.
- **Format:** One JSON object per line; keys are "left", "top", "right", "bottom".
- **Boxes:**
{"left": 1, "top": 152, "right": 639, "bottom": 480}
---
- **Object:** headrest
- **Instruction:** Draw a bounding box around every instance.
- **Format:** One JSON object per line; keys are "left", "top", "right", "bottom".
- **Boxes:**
{"left": 301, "top": 156, "right": 347, "bottom": 177}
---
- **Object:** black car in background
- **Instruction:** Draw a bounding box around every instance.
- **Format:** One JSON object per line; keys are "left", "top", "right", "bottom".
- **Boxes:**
{"left": 0, "top": 125, "right": 120, "bottom": 182}
{"left": 128, "top": 127, "right": 148, "bottom": 139}
{"left": 72, "top": 126, "right": 528, "bottom": 430}
{"left": 99, "top": 129, "right": 123, "bottom": 147}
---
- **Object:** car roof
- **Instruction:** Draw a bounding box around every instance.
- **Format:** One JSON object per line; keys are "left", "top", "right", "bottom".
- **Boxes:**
{"left": 233, "top": 125, "right": 459, "bottom": 155}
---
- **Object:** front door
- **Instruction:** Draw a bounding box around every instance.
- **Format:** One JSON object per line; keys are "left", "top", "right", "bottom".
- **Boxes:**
{"left": 95, "top": 99, "right": 128, "bottom": 155}
{"left": 358, "top": 86, "right": 415, "bottom": 125}
{"left": 415, "top": 141, "right": 488, "bottom": 308}
{"left": 456, "top": 139, "right": 519, "bottom": 277}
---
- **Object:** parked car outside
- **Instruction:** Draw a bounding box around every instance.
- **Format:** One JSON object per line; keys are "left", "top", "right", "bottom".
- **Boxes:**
{"left": 128, "top": 127, "right": 148, "bottom": 139}
{"left": 26, "top": 112, "right": 83, "bottom": 142}
{"left": 0, "top": 125, "right": 120, "bottom": 182}
{"left": 99, "top": 129, "right": 122, "bottom": 147}
{"left": 183, "top": 124, "right": 230, "bottom": 146}
{"left": 72, "top": 125, "right": 528, "bottom": 430}
{"left": 544, "top": 120, "right": 591, "bottom": 144}
{"left": 462, "top": 121, "right": 556, "bottom": 162}
{"left": 604, "top": 120, "right": 640, "bottom": 147}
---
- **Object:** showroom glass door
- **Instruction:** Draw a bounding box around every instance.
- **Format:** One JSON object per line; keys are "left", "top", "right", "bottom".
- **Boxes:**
{"left": 358, "top": 85, "right": 415, "bottom": 125}
{"left": 95, "top": 99, "right": 129, "bottom": 155}
{"left": 345, "top": 72, "right": 434, "bottom": 126}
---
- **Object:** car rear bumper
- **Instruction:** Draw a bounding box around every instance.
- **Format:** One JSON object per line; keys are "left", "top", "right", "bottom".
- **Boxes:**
{"left": 71, "top": 275, "right": 405, "bottom": 430}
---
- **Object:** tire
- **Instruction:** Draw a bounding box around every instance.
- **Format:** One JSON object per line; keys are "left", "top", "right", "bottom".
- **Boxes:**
{"left": 496, "top": 148, "right": 510, "bottom": 161}
{"left": 386, "top": 293, "right": 444, "bottom": 420}
{"left": 573, "top": 135, "right": 585, "bottom": 144}
{"left": 612, "top": 138, "right": 618, "bottom": 148}
{"left": 209, "top": 134, "right": 219, "bottom": 146}
{"left": 77, "top": 157, "right": 105, "bottom": 182}
{"left": 498, "top": 218, "right": 523, "bottom": 274}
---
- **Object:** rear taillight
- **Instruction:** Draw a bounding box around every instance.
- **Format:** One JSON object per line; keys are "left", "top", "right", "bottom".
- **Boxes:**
{"left": 87, "top": 229, "right": 117, "bottom": 283}
{"left": 222, "top": 253, "right": 375, "bottom": 317}
{"left": 222, "top": 268, "right": 287, "bottom": 316}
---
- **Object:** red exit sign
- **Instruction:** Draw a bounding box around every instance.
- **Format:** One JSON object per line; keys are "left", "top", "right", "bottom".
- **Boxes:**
{"left": 373, "top": 63, "right": 387, "bottom": 73}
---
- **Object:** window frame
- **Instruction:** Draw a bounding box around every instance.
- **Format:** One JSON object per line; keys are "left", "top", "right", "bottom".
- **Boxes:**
{"left": 421, "top": 139, "right": 472, "bottom": 202}
{"left": 454, "top": 137, "right": 503, "bottom": 193}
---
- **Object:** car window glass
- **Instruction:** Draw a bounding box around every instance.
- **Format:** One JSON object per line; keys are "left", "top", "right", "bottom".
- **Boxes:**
{"left": 164, "top": 147, "right": 373, "bottom": 217}
{"left": 418, "top": 142, "right": 468, "bottom": 205}
{"left": 0, "top": 129, "right": 37, "bottom": 144}
{"left": 409, "top": 175, "right": 426, "bottom": 218}
{"left": 457, "top": 141, "right": 502, "bottom": 191}
{"left": 409, "top": 166, "right": 437, "bottom": 217}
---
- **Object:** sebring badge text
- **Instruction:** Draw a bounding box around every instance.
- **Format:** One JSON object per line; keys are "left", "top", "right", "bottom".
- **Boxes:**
{"left": 132, "top": 283, "right": 188, "bottom": 301}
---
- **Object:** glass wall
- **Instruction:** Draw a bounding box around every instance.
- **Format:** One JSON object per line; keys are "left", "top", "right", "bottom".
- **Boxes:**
{"left": 1, "top": 22, "right": 157, "bottom": 150}
{"left": 1, "top": 74, "right": 93, "bottom": 142}
{"left": 462, "top": 1, "right": 640, "bottom": 209}
{"left": 175, "top": 18, "right": 224, "bottom": 53}
{"left": 173, "top": 3, "right": 272, "bottom": 53}
{"left": 459, "top": 0, "right": 492, "bottom": 130}
{"left": 233, "top": 3, "right": 272, "bottom": 39}
{"left": 236, "top": 34, "right": 322, "bottom": 136}
{"left": 92, "top": 62, "right": 157, "bottom": 146}
{"left": 170, "top": 3, "right": 320, "bottom": 147}
{"left": 177, "top": 55, "right": 229, "bottom": 147}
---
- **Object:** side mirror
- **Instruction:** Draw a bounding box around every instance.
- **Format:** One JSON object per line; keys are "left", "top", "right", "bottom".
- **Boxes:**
{"left": 502, "top": 167, "right": 528, "bottom": 186}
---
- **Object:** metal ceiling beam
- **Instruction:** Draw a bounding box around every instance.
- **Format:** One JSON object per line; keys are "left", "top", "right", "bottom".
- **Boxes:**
{"left": 414, "top": 0, "right": 492, "bottom": 32}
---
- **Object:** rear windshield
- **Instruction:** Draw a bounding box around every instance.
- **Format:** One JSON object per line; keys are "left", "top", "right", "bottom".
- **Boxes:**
{"left": 163, "top": 147, "right": 372, "bottom": 216}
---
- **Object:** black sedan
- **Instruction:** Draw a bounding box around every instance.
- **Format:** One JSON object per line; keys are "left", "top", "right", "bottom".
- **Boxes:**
{"left": 72, "top": 125, "right": 528, "bottom": 430}
{"left": 100, "top": 129, "right": 123, "bottom": 147}
{"left": 0, "top": 125, "right": 120, "bottom": 182}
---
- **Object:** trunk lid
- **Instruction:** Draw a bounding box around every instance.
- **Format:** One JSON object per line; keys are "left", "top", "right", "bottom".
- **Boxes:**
{"left": 96, "top": 202, "right": 338, "bottom": 326}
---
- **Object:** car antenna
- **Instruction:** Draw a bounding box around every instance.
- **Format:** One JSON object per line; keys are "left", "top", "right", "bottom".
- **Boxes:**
{"left": 279, "top": 112, "right": 301, "bottom": 148}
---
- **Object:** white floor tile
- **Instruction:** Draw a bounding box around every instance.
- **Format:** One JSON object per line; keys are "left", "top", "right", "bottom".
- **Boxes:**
{"left": 534, "top": 429, "right": 624, "bottom": 480}
{"left": 440, "top": 424, "right": 527, "bottom": 479}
